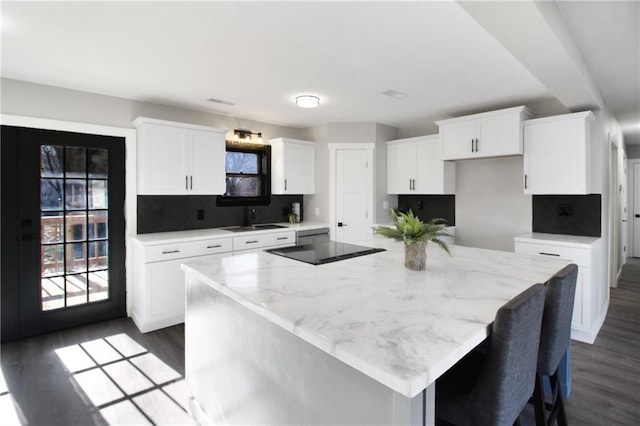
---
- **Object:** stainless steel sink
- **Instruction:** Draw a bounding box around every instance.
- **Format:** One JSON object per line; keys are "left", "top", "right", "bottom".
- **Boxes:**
{"left": 223, "top": 224, "right": 289, "bottom": 232}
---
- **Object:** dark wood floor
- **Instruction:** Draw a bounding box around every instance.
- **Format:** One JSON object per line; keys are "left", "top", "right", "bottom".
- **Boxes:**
{"left": 2, "top": 259, "right": 639, "bottom": 425}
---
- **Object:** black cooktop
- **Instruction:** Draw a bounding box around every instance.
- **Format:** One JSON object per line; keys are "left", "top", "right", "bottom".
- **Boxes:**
{"left": 265, "top": 241, "right": 386, "bottom": 265}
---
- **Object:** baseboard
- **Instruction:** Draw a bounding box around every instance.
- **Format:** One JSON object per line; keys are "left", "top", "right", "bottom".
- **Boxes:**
{"left": 131, "top": 312, "right": 183, "bottom": 334}
{"left": 571, "top": 301, "right": 609, "bottom": 344}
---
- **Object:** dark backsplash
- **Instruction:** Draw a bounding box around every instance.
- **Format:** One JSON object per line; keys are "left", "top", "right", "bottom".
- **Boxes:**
{"left": 397, "top": 195, "right": 455, "bottom": 226}
{"left": 137, "top": 195, "right": 303, "bottom": 234}
{"left": 532, "top": 194, "right": 601, "bottom": 237}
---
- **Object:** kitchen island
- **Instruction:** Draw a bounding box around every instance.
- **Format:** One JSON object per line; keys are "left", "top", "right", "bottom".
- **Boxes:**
{"left": 182, "top": 237, "right": 569, "bottom": 425}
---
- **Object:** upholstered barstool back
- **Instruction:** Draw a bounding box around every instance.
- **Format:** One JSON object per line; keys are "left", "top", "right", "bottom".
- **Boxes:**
{"left": 534, "top": 263, "right": 578, "bottom": 426}
{"left": 436, "top": 283, "right": 547, "bottom": 426}
{"left": 538, "top": 263, "right": 579, "bottom": 376}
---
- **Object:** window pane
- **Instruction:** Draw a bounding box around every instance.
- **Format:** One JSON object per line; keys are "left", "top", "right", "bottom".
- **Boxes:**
{"left": 225, "top": 152, "right": 258, "bottom": 174}
{"left": 89, "top": 241, "right": 108, "bottom": 270}
{"left": 89, "top": 180, "right": 108, "bottom": 209}
{"left": 42, "top": 244, "right": 64, "bottom": 277}
{"left": 42, "top": 212, "right": 64, "bottom": 244}
{"left": 65, "top": 147, "right": 86, "bottom": 178}
{"left": 65, "top": 180, "right": 87, "bottom": 210}
{"left": 88, "top": 211, "right": 108, "bottom": 239}
{"left": 41, "top": 276, "right": 65, "bottom": 311}
{"left": 66, "top": 212, "right": 87, "bottom": 242}
{"left": 41, "top": 179, "right": 64, "bottom": 211}
{"left": 67, "top": 242, "right": 87, "bottom": 273}
{"left": 225, "top": 176, "right": 261, "bottom": 197}
{"left": 88, "top": 148, "right": 108, "bottom": 178}
{"left": 66, "top": 274, "right": 87, "bottom": 306}
{"left": 89, "top": 271, "right": 109, "bottom": 302}
{"left": 41, "top": 145, "right": 64, "bottom": 178}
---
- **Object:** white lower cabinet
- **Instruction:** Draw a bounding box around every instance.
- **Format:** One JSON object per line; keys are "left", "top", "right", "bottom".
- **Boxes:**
{"left": 233, "top": 230, "right": 296, "bottom": 252}
{"left": 132, "top": 237, "right": 233, "bottom": 333}
{"left": 514, "top": 233, "right": 604, "bottom": 344}
{"left": 132, "top": 230, "right": 296, "bottom": 333}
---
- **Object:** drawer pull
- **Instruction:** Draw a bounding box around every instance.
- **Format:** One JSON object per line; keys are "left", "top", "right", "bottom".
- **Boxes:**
{"left": 206, "top": 244, "right": 222, "bottom": 249}
{"left": 162, "top": 249, "right": 180, "bottom": 254}
{"left": 277, "top": 237, "right": 289, "bottom": 240}
{"left": 246, "top": 240, "right": 259, "bottom": 244}
{"left": 539, "top": 252, "right": 560, "bottom": 257}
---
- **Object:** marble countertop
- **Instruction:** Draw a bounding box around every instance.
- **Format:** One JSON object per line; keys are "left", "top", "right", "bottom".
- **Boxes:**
{"left": 132, "top": 221, "right": 329, "bottom": 245}
{"left": 515, "top": 232, "right": 601, "bottom": 248}
{"left": 182, "top": 237, "right": 569, "bottom": 398}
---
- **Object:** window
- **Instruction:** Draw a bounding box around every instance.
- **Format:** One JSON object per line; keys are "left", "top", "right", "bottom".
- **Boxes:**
{"left": 216, "top": 142, "right": 271, "bottom": 206}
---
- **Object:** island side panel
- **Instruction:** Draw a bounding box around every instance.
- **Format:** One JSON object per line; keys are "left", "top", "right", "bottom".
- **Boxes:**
{"left": 185, "top": 271, "right": 424, "bottom": 426}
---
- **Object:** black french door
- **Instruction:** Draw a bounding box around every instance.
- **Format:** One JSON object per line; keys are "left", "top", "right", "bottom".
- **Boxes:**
{"left": 1, "top": 125, "right": 126, "bottom": 342}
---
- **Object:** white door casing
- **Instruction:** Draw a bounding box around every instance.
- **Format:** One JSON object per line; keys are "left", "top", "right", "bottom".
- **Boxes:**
{"left": 329, "top": 144, "right": 374, "bottom": 243}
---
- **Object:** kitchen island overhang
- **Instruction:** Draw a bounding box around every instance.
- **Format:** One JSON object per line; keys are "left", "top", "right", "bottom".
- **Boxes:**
{"left": 182, "top": 238, "right": 569, "bottom": 425}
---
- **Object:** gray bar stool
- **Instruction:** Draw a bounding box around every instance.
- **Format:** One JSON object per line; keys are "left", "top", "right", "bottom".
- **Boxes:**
{"left": 533, "top": 263, "right": 579, "bottom": 426}
{"left": 436, "top": 283, "right": 547, "bottom": 426}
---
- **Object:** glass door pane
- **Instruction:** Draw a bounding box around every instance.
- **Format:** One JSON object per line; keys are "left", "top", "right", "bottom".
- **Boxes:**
{"left": 40, "top": 145, "right": 110, "bottom": 311}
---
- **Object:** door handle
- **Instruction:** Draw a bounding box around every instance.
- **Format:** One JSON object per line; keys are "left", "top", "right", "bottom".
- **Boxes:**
{"left": 636, "top": 214, "right": 640, "bottom": 218}
{"left": 471, "top": 139, "right": 474, "bottom": 152}
{"left": 337, "top": 222, "right": 347, "bottom": 227}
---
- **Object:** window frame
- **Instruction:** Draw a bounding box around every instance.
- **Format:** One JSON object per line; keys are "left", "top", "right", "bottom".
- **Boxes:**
{"left": 216, "top": 141, "right": 271, "bottom": 206}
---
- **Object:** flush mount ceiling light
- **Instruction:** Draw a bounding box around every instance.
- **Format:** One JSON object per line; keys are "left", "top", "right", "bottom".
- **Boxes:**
{"left": 295, "top": 95, "right": 320, "bottom": 108}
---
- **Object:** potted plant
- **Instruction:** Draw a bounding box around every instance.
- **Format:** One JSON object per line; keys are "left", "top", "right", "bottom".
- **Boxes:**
{"left": 288, "top": 210, "right": 298, "bottom": 224}
{"left": 373, "top": 209, "right": 452, "bottom": 271}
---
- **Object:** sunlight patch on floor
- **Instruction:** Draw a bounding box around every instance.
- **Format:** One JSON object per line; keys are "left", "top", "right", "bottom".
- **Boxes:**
{"left": 0, "top": 369, "right": 25, "bottom": 425}
{"left": 54, "top": 332, "right": 194, "bottom": 425}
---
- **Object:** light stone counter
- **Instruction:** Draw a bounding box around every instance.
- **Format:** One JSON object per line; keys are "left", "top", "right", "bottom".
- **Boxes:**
{"left": 132, "top": 221, "right": 328, "bottom": 245}
{"left": 183, "top": 236, "right": 569, "bottom": 425}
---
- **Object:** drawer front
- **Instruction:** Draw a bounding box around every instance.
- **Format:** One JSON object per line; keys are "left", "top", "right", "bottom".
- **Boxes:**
{"left": 514, "top": 241, "right": 591, "bottom": 267}
{"left": 233, "top": 231, "right": 296, "bottom": 251}
{"left": 145, "top": 237, "right": 232, "bottom": 262}
{"left": 190, "top": 238, "right": 233, "bottom": 256}
{"left": 145, "top": 241, "right": 193, "bottom": 262}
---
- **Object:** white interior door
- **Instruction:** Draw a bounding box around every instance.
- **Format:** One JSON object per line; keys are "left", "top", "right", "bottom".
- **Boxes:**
{"left": 334, "top": 148, "right": 372, "bottom": 243}
{"left": 633, "top": 162, "right": 640, "bottom": 257}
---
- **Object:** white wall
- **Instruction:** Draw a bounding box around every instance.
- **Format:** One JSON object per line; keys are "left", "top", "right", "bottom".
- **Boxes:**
{"left": 1, "top": 78, "right": 305, "bottom": 141}
{"left": 301, "top": 122, "right": 398, "bottom": 227}
{"left": 454, "top": 157, "right": 532, "bottom": 251}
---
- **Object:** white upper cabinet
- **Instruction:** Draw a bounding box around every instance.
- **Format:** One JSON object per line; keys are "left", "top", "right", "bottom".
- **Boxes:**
{"left": 387, "top": 135, "right": 455, "bottom": 194}
{"left": 436, "top": 106, "right": 532, "bottom": 160}
{"left": 134, "top": 117, "right": 227, "bottom": 195}
{"left": 523, "top": 111, "right": 595, "bottom": 195}
{"left": 270, "top": 138, "right": 315, "bottom": 194}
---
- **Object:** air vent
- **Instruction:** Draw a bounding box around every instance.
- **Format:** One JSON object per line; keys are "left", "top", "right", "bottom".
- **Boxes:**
{"left": 381, "top": 90, "right": 408, "bottom": 99}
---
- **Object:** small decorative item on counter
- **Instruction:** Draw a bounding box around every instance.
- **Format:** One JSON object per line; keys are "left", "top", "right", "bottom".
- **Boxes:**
{"left": 373, "top": 209, "right": 451, "bottom": 271}
{"left": 288, "top": 211, "right": 298, "bottom": 224}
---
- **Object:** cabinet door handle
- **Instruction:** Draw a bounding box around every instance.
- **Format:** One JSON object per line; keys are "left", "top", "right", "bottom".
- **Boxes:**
{"left": 539, "top": 252, "right": 560, "bottom": 257}
{"left": 284, "top": 179, "right": 287, "bottom": 191}
{"left": 475, "top": 138, "right": 479, "bottom": 152}
{"left": 206, "top": 244, "right": 222, "bottom": 249}
{"left": 185, "top": 176, "right": 189, "bottom": 190}
{"left": 162, "top": 249, "right": 180, "bottom": 254}
{"left": 471, "top": 138, "right": 475, "bottom": 152}
{"left": 190, "top": 176, "right": 193, "bottom": 190}
{"left": 277, "top": 237, "right": 289, "bottom": 240}
{"left": 409, "top": 179, "right": 412, "bottom": 191}
{"left": 245, "top": 240, "right": 259, "bottom": 244}
{"left": 524, "top": 174, "right": 528, "bottom": 189}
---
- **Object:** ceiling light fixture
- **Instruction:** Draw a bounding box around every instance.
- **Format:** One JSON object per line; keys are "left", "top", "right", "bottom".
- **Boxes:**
{"left": 295, "top": 95, "right": 320, "bottom": 108}
{"left": 233, "top": 129, "right": 263, "bottom": 143}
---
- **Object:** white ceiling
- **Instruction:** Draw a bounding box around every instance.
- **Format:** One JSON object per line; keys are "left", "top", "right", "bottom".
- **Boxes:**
{"left": 1, "top": 1, "right": 639, "bottom": 145}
